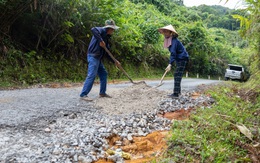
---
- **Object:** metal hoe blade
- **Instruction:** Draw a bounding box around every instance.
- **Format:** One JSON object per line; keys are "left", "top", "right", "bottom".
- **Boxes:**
{"left": 155, "top": 70, "right": 168, "bottom": 88}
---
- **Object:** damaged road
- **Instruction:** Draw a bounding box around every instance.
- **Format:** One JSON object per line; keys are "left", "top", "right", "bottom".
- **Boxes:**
{"left": 0, "top": 78, "right": 221, "bottom": 162}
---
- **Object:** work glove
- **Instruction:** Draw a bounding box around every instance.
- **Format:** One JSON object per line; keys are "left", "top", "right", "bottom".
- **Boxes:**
{"left": 165, "top": 64, "right": 171, "bottom": 72}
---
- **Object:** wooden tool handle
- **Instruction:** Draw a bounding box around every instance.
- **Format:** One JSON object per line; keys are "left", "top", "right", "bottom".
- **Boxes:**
{"left": 103, "top": 47, "right": 134, "bottom": 83}
{"left": 160, "top": 70, "right": 168, "bottom": 82}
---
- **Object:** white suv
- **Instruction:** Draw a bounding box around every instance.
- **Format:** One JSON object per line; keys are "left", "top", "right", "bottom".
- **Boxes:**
{"left": 224, "top": 64, "right": 246, "bottom": 81}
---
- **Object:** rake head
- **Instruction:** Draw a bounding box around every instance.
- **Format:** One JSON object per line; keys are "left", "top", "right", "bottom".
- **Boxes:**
{"left": 154, "top": 82, "right": 164, "bottom": 88}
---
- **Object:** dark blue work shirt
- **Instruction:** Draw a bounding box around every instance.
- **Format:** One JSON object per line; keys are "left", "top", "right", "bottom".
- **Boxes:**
{"left": 168, "top": 37, "right": 189, "bottom": 64}
{"left": 87, "top": 27, "right": 111, "bottom": 60}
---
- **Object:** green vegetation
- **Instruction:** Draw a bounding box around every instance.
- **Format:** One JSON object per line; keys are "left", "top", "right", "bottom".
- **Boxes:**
{"left": 158, "top": 83, "right": 259, "bottom": 162}
{"left": 0, "top": 0, "right": 259, "bottom": 162}
{"left": 157, "top": 0, "right": 260, "bottom": 162}
{"left": 0, "top": 0, "right": 251, "bottom": 86}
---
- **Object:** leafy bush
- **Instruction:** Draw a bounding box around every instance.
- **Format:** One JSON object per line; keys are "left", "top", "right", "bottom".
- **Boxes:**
{"left": 163, "top": 84, "right": 259, "bottom": 162}
{"left": 0, "top": 0, "right": 251, "bottom": 85}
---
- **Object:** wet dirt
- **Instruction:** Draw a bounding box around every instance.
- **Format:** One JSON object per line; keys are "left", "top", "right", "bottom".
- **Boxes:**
{"left": 95, "top": 131, "right": 170, "bottom": 163}
{"left": 160, "top": 108, "right": 192, "bottom": 120}
{"left": 94, "top": 107, "right": 193, "bottom": 163}
{"left": 92, "top": 84, "right": 201, "bottom": 163}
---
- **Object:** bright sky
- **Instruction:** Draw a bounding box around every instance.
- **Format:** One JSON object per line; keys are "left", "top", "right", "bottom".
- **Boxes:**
{"left": 183, "top": 0, "right": 246, "bottom": 9}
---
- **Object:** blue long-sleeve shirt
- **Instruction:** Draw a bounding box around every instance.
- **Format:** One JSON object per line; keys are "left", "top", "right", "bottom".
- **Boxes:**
{"left": 168, "top": 37, "right": 189, "bottom": 64}
{"left": 87, "top": 27, "right": 111, "bottom": 60}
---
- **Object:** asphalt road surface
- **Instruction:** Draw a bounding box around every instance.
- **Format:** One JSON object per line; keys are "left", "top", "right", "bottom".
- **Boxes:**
{"left": 0, "top": 78, "right": 223, "bottom": 162}
{"left": 0, "top": 78, "right": 222, "bottom": 127}
{"left": 114, "top": 78, "right": 222, "bottom": 91}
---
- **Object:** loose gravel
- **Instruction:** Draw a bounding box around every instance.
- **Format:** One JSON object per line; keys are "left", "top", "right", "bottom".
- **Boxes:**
{"left": 0, "top": 83, "right": 215, "bottom": 162}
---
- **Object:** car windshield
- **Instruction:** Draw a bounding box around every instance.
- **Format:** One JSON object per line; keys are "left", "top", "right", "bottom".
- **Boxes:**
{"left": 229, "top": 66, "right": 242, "bottom": 71}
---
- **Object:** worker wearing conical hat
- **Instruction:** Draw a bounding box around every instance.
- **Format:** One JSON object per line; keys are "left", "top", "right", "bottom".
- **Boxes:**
{"left": 158, "top": 25, "right": 189, "bottom": 99}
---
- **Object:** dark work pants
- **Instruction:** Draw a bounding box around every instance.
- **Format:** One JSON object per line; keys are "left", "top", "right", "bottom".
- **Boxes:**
{"left": 173, "top": 60, "right": 187, "bottom": 95}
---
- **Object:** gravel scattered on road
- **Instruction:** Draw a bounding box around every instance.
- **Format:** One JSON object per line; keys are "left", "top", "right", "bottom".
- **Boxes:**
{"left": 0, "top": 82, "right": 216, "bottom": 162}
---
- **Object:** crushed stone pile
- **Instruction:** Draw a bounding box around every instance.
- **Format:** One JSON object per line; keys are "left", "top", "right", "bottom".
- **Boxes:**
{"left": 95, "top": 82, "right": 166, "bottom": 115}
{"left": 157, "top": 91, "right": 215, "bottom": 114}
{"left": 0, "top": 83, "right": 216, "bottom": 162}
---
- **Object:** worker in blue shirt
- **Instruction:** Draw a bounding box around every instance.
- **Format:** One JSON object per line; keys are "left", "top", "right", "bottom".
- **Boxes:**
{"left": 80, "top": 19, "right": 120, "bottom": 101}
{"left": 158, "top": 25, "right": 189, "bottom": 99}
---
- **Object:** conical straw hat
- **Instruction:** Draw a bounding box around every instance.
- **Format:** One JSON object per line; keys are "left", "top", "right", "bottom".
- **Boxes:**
{"left": 158, "top": 25, "right": 178, "bottom": 35}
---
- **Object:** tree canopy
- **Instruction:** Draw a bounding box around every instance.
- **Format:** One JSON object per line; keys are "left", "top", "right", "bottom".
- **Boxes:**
{"left": 0, "top": 0, "right": 256, "bottom": 85}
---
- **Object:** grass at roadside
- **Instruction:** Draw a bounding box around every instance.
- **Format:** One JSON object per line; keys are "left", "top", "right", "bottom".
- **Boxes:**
{"left": 156, "top": 82, "right": 260, "bottom": 162}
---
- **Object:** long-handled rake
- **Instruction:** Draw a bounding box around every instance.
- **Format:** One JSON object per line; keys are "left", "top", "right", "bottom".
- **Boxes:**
{"left": 154, "top": 69, "right": 169, "bottom": 88}
{"left": 103, "top": 47, "right": 145, "bottom": 84}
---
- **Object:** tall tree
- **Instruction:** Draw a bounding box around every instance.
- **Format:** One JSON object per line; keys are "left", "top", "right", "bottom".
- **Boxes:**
{"left": 230, "top": 0, "right": 260, "bottom": 82}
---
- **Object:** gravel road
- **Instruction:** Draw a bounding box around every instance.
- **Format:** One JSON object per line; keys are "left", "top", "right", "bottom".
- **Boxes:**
{"left": 0, "top": 86, "right": 90, "bottom": 127}
{"left": 0, "top": 79, "right": 221, "bottom": 162}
